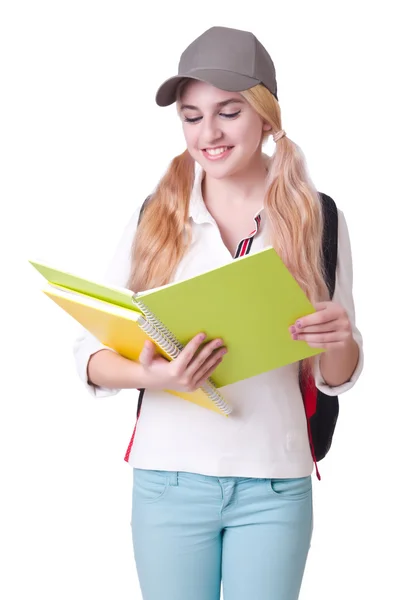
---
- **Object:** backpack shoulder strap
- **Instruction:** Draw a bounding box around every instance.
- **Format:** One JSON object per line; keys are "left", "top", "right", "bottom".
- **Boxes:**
{"left": 319, "top": 192, "right": 338, "bottom": 298}
{"left": 135, "top": 194, "right": 153, "bottom": 419}
{"left": 137, "top": 194, "right": 152, "bottom": 225}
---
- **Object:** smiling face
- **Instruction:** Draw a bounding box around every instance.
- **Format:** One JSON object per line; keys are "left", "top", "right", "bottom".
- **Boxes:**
{"left": 178, "top": 80, "right": 271, "bottom": 179}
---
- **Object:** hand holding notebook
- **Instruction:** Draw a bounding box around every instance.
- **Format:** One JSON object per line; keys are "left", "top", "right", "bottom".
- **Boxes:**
{"left": 138, "top": 333, "right": 227, "bottom": 393}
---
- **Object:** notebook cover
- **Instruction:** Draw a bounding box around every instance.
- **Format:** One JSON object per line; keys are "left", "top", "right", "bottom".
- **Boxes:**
{"left": 137, "top": 247, "right": 324, "bottom": 388}
{"left": 29, "top": 260, "right": 136, "bottom": 310}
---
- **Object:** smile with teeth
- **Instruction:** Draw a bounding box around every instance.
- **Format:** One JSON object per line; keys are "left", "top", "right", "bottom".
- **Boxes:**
{"left": 203, "top": 146, "right": 233, "bottom": 158}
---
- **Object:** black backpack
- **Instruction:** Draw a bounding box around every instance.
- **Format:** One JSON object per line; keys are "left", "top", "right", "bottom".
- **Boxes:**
{"left": 299, "top": 193, "right": 339, "bottom": 478}
{"left": 134, "top": 192, "right": 339, "bottom": 475}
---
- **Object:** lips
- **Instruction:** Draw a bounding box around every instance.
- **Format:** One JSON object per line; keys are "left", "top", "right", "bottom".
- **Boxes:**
{"left": 201, "top": 146, "right": 234, "bottom": 160}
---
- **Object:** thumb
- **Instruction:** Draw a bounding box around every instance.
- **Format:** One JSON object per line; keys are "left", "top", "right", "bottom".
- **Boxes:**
{"left": 139, "top": 340, "right": 156, "bottom": 367}
{"left": 313, "top": 301, "right": 329, "bottom": 311}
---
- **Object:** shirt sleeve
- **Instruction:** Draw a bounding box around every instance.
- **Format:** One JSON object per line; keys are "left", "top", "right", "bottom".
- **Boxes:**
{"left": 313, "top": 208, "right": 364, "bottom": 395}
{"left": 73, "top": 206, "right": 141, "bottom": 397}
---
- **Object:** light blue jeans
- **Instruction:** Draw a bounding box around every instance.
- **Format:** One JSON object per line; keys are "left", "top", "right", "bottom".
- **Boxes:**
{"left": 131, "top": 469, "right": 313, "bottom": 600}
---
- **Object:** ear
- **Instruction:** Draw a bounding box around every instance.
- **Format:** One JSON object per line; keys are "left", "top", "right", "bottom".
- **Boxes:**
{"left": 263, "top": 122, "right": 272, "bottom": 132}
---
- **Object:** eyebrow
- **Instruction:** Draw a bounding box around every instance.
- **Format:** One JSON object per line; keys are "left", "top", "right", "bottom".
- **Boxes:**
{"left": 180, "top": 98, "right": 244, "bottom": 111}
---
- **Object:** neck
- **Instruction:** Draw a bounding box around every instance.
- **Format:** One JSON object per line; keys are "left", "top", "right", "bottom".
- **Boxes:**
{"left": 202, "top": 153, "right": 270, "bottom": 211}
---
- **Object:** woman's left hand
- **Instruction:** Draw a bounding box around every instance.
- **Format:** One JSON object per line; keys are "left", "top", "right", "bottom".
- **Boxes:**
{"left": 289, "top": 301, "right": 353, "bottom": 350}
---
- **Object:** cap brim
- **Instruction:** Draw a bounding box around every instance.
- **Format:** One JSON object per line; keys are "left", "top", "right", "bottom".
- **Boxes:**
{"left": 155, "top": 69, "right": 261, "bottom": 107}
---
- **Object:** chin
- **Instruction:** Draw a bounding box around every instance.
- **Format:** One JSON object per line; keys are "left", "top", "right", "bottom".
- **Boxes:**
{"left": 195, "top": 155, "right": 243, "bottom": 180}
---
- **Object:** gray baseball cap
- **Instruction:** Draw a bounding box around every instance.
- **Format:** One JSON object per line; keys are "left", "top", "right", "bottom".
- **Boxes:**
{"left": 155, "top": 26, "right": 278, "bottom": 107}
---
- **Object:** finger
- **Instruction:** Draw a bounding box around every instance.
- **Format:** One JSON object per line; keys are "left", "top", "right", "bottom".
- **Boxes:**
{"left": 294, "top": 331, "right": 350, "bottom": 345}
{"left": 290, "top": 321, "right": 337, "bottom": 334}
{"left": 294, "top": 312, "right": 334, "bottom": 330}
{"left": 192, "top": 347, "right": 226, "bottom": 386}
{"left": 173, "top": 333, "right": 208, "bottom": 372}
{"left": 184, "top": 338, "right": 224, "bottom": 378}
{"left": 305, "top": 341, "right": 347, "bottom": 350}
{"left": 195, "top": 356, "right": 224, "bottom": 389}
{"left": 294, "top": 302, "right": 340, "bottom": 330}
{"left": 139, "top": 340, "right": 156, "bottom": 366}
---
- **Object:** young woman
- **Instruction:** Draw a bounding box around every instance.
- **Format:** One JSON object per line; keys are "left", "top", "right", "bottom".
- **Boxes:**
{"left": 74, "top": 26, "right": 363, "bottom": 600}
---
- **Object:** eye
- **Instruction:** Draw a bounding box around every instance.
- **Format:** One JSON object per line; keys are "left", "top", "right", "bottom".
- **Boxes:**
{"left": 183, "top": 115, "right": 202, "bottom": 123}
{"left": 220, "top": 110, "right": 241, "bottom": 119}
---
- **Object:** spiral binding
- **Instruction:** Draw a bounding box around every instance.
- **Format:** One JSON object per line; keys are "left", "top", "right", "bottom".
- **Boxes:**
{"left": 201, "top": 381, "right": 233, "bottom": 415}
{"left": 134, "top": 296, "right": 183, "bottom": 350}
{"left": 137, "top": 316, "right": 180, "bottom": 359}
{"left": 137, "top": 313, "right": 232, "bottom": 416}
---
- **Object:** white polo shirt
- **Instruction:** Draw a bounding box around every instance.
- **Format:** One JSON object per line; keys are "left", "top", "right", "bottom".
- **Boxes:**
{"left": 73, "top": 163, "right": 364, "bottom": 478}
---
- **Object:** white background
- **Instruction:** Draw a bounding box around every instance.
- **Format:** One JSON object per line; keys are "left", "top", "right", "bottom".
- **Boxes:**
{"left": 1, "top": 1, "right": 396, "bottom": 598}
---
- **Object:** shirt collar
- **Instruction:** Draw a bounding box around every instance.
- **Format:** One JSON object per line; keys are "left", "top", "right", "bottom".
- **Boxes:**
{"left": 188, "top": 163, "right": 215, "bottom": 225}
{"left": 189, "top": 162, "right": 265, "bottom": 224}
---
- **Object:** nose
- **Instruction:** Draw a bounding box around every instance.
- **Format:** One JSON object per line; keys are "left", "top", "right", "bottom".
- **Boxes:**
{"left": 201, "top": 117, "right": 223, "bottom": 147}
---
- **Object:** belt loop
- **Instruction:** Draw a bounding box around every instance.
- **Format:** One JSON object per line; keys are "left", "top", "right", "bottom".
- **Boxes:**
{"left": 169, "top": 471, "right": 179, "bottom": 486}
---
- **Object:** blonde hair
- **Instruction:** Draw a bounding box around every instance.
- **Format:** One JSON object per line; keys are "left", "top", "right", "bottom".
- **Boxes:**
{"left": 127, "top": 82, "right": 330, "bottom": 378}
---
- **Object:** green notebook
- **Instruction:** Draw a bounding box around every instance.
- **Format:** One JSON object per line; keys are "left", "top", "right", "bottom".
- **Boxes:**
{"left": 29, "top": 246, "right": 323, "bottom": 389}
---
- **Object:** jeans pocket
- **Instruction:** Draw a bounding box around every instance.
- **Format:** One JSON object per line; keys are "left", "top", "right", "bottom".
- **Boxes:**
{"left": 133, "top": 469, "right": 170, "bottom": 504}
{"left": 267, "top": 476, "right": 312, "bottom": 501}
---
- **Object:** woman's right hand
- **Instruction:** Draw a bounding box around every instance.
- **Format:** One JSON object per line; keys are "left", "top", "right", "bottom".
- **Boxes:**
{"left": 138, "top": 333, "right": 227, "bottom": 392}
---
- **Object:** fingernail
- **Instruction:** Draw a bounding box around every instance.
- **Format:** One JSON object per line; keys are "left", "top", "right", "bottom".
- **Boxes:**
{"left": 296, "top": 321, "right": 302, "bottom": 328}
{"left": 292, "top": 334, "right": 298, "bottom": 340}
{"left": 221, "top": 349, "right": 228, "bottom": 355}
{"left": 290, "top": 326, "right": 296, "bottom": 334}
{"left": 199, "top": 333, "right": 206, "bottom": 341}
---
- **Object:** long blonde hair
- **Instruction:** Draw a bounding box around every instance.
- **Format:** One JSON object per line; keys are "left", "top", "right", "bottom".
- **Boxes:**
{"left": 127, "top": 82, "right": 330, "bottom": 378}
